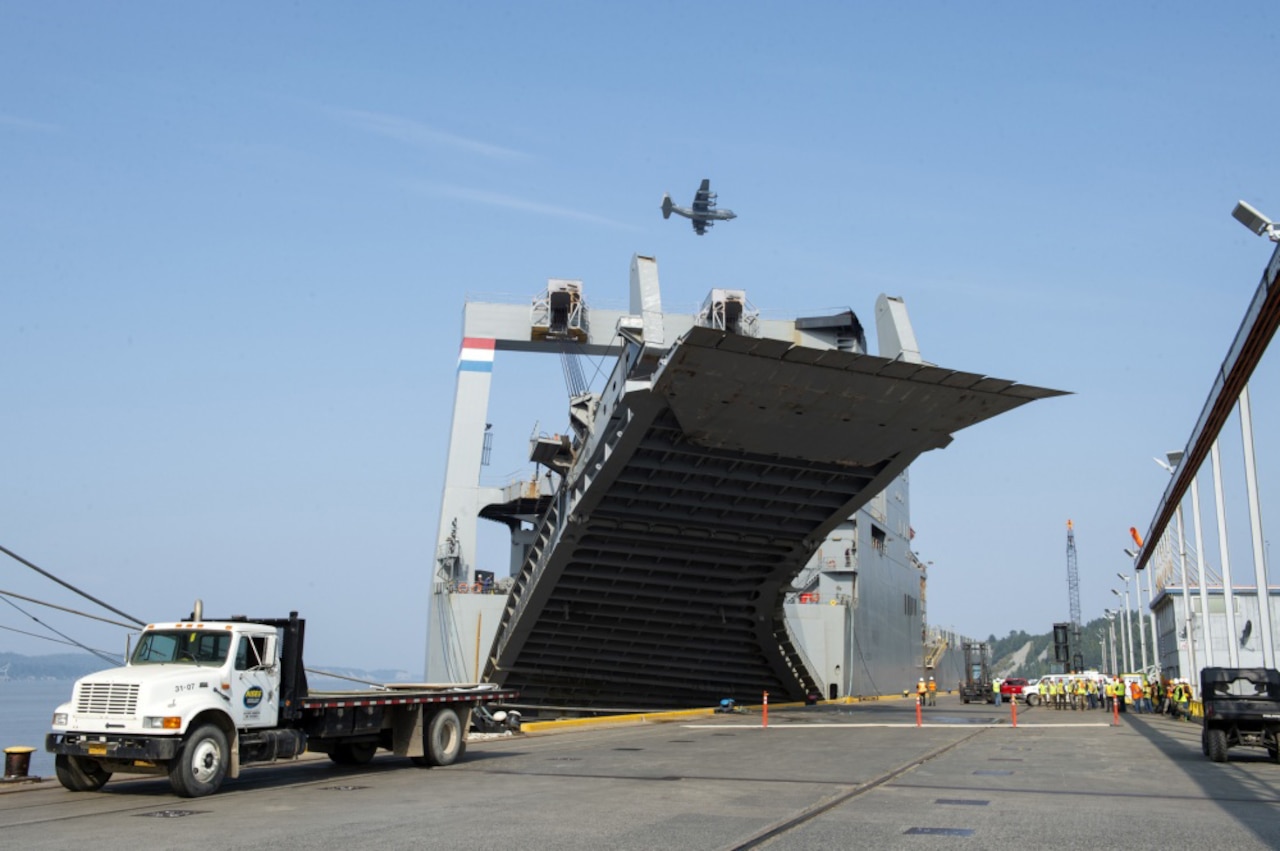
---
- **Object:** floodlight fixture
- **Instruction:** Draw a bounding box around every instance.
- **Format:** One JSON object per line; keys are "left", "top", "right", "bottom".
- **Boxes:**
{"left": 1116, "top": 572, "right": 1129, "bottom": 583}
{"left": 1111, "top": 589, "right": 1122, "bottom": 597}
{"left": 1124, "top": 548, "right": 1139, "bottom": 559}
{"left": 1166, "top": 450, "right": 1184, "bottom": 468}
{"left": 1232, "top": 200, "right": 1280, "bottom": 243}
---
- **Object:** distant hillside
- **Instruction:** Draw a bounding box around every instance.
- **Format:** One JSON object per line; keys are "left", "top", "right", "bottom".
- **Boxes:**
{"left": 0, "top": 652, "right": 417, "bottom": 685}
{"left": 985, "top": 614, "right": 1138, "bottom": 678}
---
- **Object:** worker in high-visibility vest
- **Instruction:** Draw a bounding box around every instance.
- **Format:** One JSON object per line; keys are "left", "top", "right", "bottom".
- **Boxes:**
{"left": 927, "top": 676, "right": 937, "bottom": 707}
{"left": 992, "top": 678, "right": 1002, "bottom": 706}
{"left": 1110, "top": 677, "right": 1125, "bottom": 713}
{"left": 916, "top": 677, "right": 927, "bottom": 705}
{"left": 1175, "top": 680, "right": 1192, "bottom": 720}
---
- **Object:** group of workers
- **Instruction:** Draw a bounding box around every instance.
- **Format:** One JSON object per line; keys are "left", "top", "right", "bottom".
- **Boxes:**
{"left": 915, "top": 672, "right": 1196, "bottom": 718}
{"left": 915, "top": 676, "right": 939, "bottom": 706}
{"left": 1016, "top": 674, "right": 1195, "bottom": 718}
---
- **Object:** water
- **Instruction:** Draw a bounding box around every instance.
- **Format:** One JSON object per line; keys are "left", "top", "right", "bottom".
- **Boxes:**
{"left": 0, "top": 679, "right": 75, "bottom": 779}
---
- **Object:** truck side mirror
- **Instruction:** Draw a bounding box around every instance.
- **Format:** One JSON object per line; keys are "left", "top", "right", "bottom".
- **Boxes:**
{"left": 261, "top": 636, "right": 278, "bottom": 670}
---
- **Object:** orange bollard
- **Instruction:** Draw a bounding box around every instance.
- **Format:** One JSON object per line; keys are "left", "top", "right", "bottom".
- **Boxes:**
{"left": 1011, "top": 697, "right": 1018, "bottom": 728}
{"left": 762, "top": 691, "right": 769, "bottom": 729}
{"left": 1112, "top": 696, "right": 1120, "bottom": 726}
{"left": 916, "top": 695, "right": 922, "bottom": 727}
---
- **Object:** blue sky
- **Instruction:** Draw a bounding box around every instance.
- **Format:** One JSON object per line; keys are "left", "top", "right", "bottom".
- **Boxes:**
{"left": 4, "top": 3, "right": 1280, "bottom": 671}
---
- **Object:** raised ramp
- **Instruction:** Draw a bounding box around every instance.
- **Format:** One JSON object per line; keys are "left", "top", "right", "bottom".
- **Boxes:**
{"left": 486, "top": 327, "right": 1063, "bottom": 709}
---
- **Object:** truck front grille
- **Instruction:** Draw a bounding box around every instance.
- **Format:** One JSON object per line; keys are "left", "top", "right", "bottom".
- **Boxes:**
{"left": 76, "top": 682, "right": 140, "bottom": 716}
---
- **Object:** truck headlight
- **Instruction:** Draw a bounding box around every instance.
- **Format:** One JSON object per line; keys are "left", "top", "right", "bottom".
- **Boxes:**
{"left": 143, "top": 716, "right": 182, "bottom": 730}
{"left": 52, "top": 712, "right": 69, "bottom": 727}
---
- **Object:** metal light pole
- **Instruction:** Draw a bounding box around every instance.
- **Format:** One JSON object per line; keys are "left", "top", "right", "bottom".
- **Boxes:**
{"left": 1112, "top": 588, "right": 1134, "bottom": 672}
{"left": 1211, "top": 440, "right": 1242, "bottom": 667}
{"left": 1146, "top": 567, "right": 1160, "bottom": 674}
{"left": 1240, "top": 385, "right": 1276, "bottom": 668}
{"left": 1159, "top": 449, "right": 1198, "bottom": 680}
{"left": 1119, "top": 571, "right": 1147, "bottom": 672}
{"left": 1175, "top": 502, "right": 1197, "bottom": 679}
{"left": 1104, "top": 609, "right": 1119, "bottom": 674}
{"left": 1191, "top": 470, "right": 1215, "bottom": 668}
{"left": 1127, "top": 547, "right": 1161, "bottom": 676}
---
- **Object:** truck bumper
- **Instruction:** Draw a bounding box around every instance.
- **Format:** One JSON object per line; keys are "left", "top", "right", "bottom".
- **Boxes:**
{"left": 47, "top": 732, "right": 181, "bottom": 762}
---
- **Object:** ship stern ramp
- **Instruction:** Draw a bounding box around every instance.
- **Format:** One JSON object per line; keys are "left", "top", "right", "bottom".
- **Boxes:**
{"left": 486, "top": 326, "right": 1063, "bottom": 710}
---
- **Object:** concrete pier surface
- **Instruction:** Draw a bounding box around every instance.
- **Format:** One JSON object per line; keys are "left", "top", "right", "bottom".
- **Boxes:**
{"left": 2, "top": 697, "right": 1277, "bottom": 850}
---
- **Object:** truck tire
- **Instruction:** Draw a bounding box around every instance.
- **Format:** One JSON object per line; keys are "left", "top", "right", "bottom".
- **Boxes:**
{"left": 55, "top": 754, "right": 111, "bottom": 792}
{"left": 415, "top": 708, "right": 466, "bottom": 767}
{"left": 1205, "top": 727, "right": 1229, "bottom": 763}
{"left": 169, "top": 723, "right": 229, "bottom": 797}
{"left": 1026, "top": 694, "right": 1040, "bottom": 707}
{"left": 330, "top": 742, "right": 378, "bottom": 765}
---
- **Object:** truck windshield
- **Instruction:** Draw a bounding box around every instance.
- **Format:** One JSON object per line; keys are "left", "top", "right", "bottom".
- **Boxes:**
{"left": 132, "top": 630, "right": 233, "bottom": 666}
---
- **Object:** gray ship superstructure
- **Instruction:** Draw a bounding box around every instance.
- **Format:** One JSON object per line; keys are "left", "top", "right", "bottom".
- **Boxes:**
{"left": 427, "top": 255, "right": 1061, "bottom": 708}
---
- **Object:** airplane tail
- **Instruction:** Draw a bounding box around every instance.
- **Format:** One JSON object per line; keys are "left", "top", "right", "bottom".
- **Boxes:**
{"left": 661, "top": 194, "right": 673, "bottom": 219}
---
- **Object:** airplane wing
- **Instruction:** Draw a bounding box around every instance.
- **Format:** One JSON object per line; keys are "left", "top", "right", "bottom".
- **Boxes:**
{"left": 692, "top": 178, "right": 715, "bottom": 215}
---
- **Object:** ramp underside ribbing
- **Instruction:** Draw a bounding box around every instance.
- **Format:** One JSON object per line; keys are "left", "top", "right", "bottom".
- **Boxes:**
{"left": 487, "top": 328, "right": 1063, "bottom": 710}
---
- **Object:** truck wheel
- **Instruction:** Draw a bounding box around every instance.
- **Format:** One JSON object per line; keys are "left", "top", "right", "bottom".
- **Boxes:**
{"left": 169, "top": 723, "right": 229, "bottom": 797}
{"left": 55, "top": 755, "right": 111, "bottom": 792}
{"left": 1205, "top": 728, "right": 1229, "bottom": 763}
{"left": 417, "top": 708, "right": 466, "bottom": 767}
{"left": 1027, "top": 694, "right": 1039, "bottom": 707}
{"left": 330, "top": 742, "right": 377, "bottom": 765}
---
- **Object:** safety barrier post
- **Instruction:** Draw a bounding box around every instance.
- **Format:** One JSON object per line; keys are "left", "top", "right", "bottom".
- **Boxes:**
{"left": 1011, "top": 696, "right": 1018, "bottom": 728}
{"left": 762, "top": 691, "right": 769, "bottom": 729}
{"left": 915, "top": 695, "right": 922, "bottom": 727}
{"left": 1112, "top": 696, "right": 1120, "bottom": 726}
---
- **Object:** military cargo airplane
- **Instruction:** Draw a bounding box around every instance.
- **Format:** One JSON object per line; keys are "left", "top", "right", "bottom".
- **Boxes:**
{"left": 661, "top": 179, "right": 736, "bottom": 235}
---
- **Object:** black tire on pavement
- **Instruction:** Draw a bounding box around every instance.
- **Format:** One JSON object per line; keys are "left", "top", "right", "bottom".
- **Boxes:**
{"left": 169, "top": 723, "right": 229, "bottom": 797}
{"left": 330, "top": 742, "right": 378, "bottom": 765}
{"left": 425, "top": 708, "right": 466, "bottom": 767}
{"left": 55, "top": 754, "right": 111, "bottom": 792}
{"left": 1205, "top": 727, "right": 1229, "bottom": 763}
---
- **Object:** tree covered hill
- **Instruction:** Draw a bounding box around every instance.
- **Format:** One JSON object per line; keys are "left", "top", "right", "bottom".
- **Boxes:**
{"left": 985, "top": 613, "right": 1141, "bottom": 678}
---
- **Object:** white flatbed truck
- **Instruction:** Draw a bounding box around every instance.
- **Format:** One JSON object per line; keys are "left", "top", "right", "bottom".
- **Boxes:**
{"left": 46, "top": 604, "right": 517, "bottom": 797}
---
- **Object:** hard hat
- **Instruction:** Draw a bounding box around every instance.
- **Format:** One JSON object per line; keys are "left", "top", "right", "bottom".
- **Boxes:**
{"left": 929, "top": 676, "right": 934, "bottom": 680}
{"left": 919, "top": 677, "right": 924, "bottom": 681}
